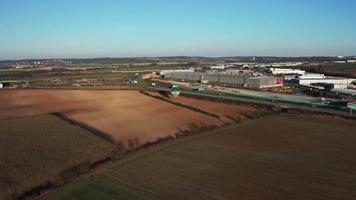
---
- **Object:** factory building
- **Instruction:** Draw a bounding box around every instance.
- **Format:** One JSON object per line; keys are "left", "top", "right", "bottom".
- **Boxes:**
{"left": 245, "top": 77, "right": 283, "bottom": 89}
{"left": 209, "top": 65, "right": 226, "bottom": 70}
{"left": 163, "top": 71, "right": 282, "bottom": 89}
{"left": 225, "top": 69, "right": 254, "bottom": 75}
{"left": 298, "top": 73, "right": 325, "bottom": 79}
{"left": 0, "top": 81, "right": 11, "bottom": 88}
{"left": 263, "top": 62, "right": 304, "bottom": 67}
{"left": 270, "top": 68, "right": 305, "bottom": 75}
{"left": 293, "top": 73, "right": 356, "bottom": 89}
{"left": 160, "top": 69, "right": 194, "bottom": 76}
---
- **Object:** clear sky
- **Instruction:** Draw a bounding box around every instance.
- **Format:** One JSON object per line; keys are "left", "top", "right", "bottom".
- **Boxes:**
{"left": 0, "top": 0, "right": 355, "bottom": 59}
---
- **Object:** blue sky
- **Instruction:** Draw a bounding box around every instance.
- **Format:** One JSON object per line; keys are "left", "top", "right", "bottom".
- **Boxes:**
{"left": 0, "top": 0, "right": 355, "bottom": 59}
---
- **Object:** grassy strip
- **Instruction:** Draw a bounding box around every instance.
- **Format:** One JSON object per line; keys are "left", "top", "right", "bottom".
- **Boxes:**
{"left": 221, "top": 91, "right": 349, "bottom": 112}
{"left": 222, "top": 91, "right": 317, "bottom": 106}
{"left": 179, "top": 92, "right": 279, "bottom": 111}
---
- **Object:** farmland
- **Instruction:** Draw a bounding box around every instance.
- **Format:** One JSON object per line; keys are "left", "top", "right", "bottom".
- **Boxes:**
{"left": 0, "top": 66, "right": 134, "bottom": 88}
{"left": 165, "top": 93, "right": 271, "bottom": 122}
{"left": 0, "top": 90, "right": 271, "bottom": 149}
{"left": 0, "top": 114, "right": 116, "bottom": 200}
{"left": 40, "top": 114, "right": 356, "bottom": 200}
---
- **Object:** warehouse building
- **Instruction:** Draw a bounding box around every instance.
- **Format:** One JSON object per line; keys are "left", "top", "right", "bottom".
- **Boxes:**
{"left": 270, "top": 68, "right": 305, "bottom": 75}
{"left": 209, "top": 65, "right": 226, "bottom": 70}
{"left": 164, "top": 71, "right": 243, "bottom": 84}
{"left": 293, "top": 73, "right": 356, "bottom": 89}
{"left": 160, "top": 69, "right": 194, "bottom": 76}
{"left": 0, "top": 80, "right": 28, "bottom": 88}
{"left": 163, "top": 71, "right": 282, "bottom": 89}
{"left": 245, "top": 77, "right": 283, "bottom": 89}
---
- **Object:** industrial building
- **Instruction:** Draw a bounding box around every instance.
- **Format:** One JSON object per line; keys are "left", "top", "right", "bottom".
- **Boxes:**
{"left": 261, "top": 62, "right": 304, "bottom": 67}
{"left": 245, "top": 77, "right": 283, "bottom": 89}
{"left": 162, "top": 71, "right": 282, "bottom": 89}
{"left": 225, "top": 69, "right": 255, "bottom": 75}
{"left": 0, "top": 81, "right": 10, "bottom": 88}
{"left": 160, "top": 69, "right": 194, "bottom": 76}
{"left": 209, "top": 65, "right": 226, "bottom": 70}
{"left": 270, "top": 68, "right": 305, "bottom": 75}
{"left": 292, "top": 73, "right": 356, "bottom": 89}
{"left": 0, "top": 80, "right": 28, "bottom": 88}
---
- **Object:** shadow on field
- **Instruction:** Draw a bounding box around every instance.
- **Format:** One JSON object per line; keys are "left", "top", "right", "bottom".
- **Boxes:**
{"left": 51, "top": 112, "right": 126, "bottom": 153}
{"left": 127, "top": 138, "right": 141, "bottom": 149}
{"left": 17, "top": 155, "right": 116, "bottom": 200}
{"left": 158, "top": 90, "right": 170, "bottom": 99}
{"left": 16, "top": 113, "right": 127, "bottom": 200}
{"left": 139, "top": 90, "right": 221, "bottom": 120}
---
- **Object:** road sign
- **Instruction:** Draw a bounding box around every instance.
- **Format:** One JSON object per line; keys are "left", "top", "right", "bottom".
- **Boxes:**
{"left": 347, "top": 103, "right": 356, "bottom": 114}
{"left": 347, "top": 103, "right": 356, "bottom": 110}
{"left": 171, "top": 85, "right": 180, "bottom": 97}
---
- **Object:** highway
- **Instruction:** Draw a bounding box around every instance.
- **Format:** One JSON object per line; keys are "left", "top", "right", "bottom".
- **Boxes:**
{"left": 146, "top": 86, "right": 356, "bottom": 118}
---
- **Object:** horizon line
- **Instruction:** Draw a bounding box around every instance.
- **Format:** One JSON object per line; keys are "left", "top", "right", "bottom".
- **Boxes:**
{"left": 1, "top": 55, "right": 355, "bottom": 62}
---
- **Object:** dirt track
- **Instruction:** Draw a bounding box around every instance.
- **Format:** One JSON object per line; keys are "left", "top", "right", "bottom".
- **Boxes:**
{"left": 0, "top": 90, "right": 262, "bottom": 148}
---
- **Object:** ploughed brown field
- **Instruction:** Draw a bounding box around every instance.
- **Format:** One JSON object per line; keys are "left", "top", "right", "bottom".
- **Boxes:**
{"left": 0, "top": 90, "right": 266, "bottom": 148}
{"left": 40, "top": 114, "right": 356, "bottom": 200}
{"left": 170, "top": 95, "right": 258, "bottom": 122}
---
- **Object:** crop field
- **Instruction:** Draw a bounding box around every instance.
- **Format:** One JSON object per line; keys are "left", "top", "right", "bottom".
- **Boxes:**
{"left": 0, "top": 114, "right": 116, "bottom": 200}
{"left": 0, "top": 67, "right": 133, "bottom": 88}
{"left": 166, "top": 94, "right": 271, "bottom": 123}
{"left": 40, "top": 114, "right": 356, "bottom": 200}
{"left": 0, "top": 90, "right": 269, "bottom": 149}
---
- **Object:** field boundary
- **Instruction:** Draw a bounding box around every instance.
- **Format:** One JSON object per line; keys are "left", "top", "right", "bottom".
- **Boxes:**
{"left": 178, "top": 91, "right": 356, "bottom": 120}
{"left": 44, "top": 113, "right": 356, "bottom": 200}
{"left": 0, "top": 114, "right": 117, "bottom": 200}
{"left": 36, "top": 110, "right": 280, "bottom": 200}
{"left": 106, "top": 113, "right": 279, "bottom": 169}
{"left": 139, "top": 90, "right": 222, "bottom": 120}
{"left": 10, "top": 94, "right": 278, "bottom": 199}
{"left": 51, "top": 113, "right": 126, "bottom": 152}
{"left": 18, "top": 156, "right": 113, "bottom": 200}
{"left": 37, "top": 114, "right": 277, "bottom": 200}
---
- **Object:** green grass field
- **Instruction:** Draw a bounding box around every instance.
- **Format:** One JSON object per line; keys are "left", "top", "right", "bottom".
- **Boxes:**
{"left": 0, "top": 114, "right": 116, "bottom": 200}
{"left": 40, "top": 114, "right": 356, "bottom": 200}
